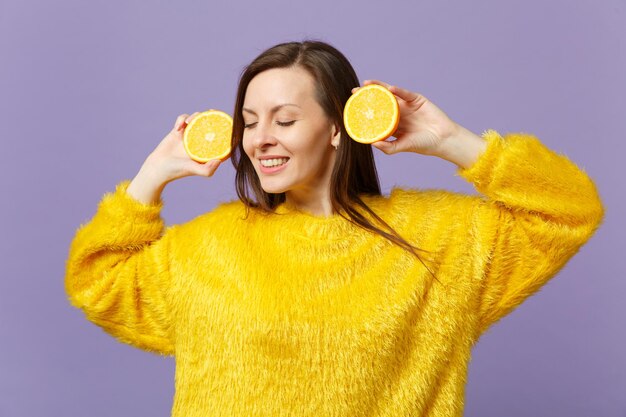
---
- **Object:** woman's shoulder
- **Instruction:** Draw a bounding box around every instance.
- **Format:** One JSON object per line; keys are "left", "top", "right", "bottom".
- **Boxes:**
{"left": 164, "top": 199, "right": 262, "bottom": 260}
{"left": 363, "top": 187, "right": 481, "bottom": 239}
{"left": 366, "top": 186, "right": 477, "bottom": 212}
{"left": 170, "top": 198, "right": 248, "bottom": 238}
{"left": 372, "top": 186, "right": 478, "bottom": 226}
{"left": 199, "top": 198, "right": 249, "bottom": 223}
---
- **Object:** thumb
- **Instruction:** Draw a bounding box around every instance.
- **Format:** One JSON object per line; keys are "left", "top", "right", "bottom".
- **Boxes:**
{"left": 198, "top": 159, "right": 221, "bottom": 177}
{"left": 179, "top": 159, "right": 217, "bottom": 178}
{"left": 372, "top": 139, "right": 398, "bottom": 155}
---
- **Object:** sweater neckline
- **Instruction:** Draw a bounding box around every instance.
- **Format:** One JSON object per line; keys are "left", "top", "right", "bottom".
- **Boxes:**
{"left": 272, "top": 201, "right": 354, "bottom": 241}
{"left": 255, "top": 195, "right": 386, "bottom": 242}
{"left": 274, "top": 199, "right": 346, "bottom": 221}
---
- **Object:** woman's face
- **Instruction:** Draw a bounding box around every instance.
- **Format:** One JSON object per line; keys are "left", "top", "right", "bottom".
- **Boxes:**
{"left": 242, "top": 66, "right": 340, "bottom": 197}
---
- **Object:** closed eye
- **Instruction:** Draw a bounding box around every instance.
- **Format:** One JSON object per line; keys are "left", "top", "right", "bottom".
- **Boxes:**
{"left": 243, "top": 121, "right": 296, "bottom": 129}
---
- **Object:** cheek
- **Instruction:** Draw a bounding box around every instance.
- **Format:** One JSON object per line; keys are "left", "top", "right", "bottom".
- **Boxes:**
{"left": 241, "top": 135, "right": 253, "bottom": 158}
{"left": 299, "top": 134, "right": 329, "bottom": 160}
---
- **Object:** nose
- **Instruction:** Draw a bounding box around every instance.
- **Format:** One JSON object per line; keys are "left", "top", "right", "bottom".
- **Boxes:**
{"left": 250, "top": 121, "right": 279, "bottom": 149}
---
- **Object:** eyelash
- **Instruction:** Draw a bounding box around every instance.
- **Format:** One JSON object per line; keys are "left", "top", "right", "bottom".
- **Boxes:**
{"left": 243, "top": 121, "right": 296, "bottom": 129}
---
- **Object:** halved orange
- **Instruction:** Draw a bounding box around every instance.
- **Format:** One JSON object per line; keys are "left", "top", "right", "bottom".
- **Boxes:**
{"left": 183, "top": 110, "right": 233, "bottom": 163}
{"left": 343, "top": 84, "right": 399, "bottom": 144}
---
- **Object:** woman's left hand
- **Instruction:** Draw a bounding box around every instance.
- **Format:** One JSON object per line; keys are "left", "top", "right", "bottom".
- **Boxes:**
{"left": 352, "top": 80, "right": 460, "bottom": 156}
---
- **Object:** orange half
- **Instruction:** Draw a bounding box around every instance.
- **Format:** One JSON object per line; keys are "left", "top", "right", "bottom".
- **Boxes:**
{"left": 183, "top": 109, "right": 233, "bottom": 163}
{"left": 343, "top": 84, "right": 399, "bottom": 144}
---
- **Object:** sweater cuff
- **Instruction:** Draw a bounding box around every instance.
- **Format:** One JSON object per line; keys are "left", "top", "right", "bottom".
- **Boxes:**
{"left": 454, "top": 129, "right": 506, "bottom": 192}
{"left": 96, "top": 179, "right": 165, "bottom": 228}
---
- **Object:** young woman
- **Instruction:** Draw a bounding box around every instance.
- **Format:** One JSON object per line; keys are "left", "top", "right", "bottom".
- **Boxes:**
{"left": 65, "top": 40, "right": 605, "bottom": 417}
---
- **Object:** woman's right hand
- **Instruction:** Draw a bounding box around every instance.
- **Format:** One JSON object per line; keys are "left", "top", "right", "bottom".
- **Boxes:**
{"left": 140, "top": 113, "right": 224, "bottom": 185}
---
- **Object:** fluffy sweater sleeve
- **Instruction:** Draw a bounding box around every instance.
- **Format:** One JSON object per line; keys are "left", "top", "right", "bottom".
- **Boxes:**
{"left": 64, "top": 180, "right": 176, "bottom": 356}
{"left": 453, "top": 129, "right": 605, "bottom": 337}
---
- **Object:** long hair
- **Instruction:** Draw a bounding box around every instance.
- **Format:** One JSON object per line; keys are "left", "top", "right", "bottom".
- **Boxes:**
{"left": 230, "top": 39, "right": 438, "bottom": 281}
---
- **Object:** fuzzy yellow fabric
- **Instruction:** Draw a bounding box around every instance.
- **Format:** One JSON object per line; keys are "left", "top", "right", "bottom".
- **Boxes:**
{"left": 65, "top": 129, "right": 605, "bottom": 416}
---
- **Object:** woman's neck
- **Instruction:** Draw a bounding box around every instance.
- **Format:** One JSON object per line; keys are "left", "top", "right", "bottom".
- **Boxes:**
{"left": 285, "top": 188, "right": 336, "bottom": 218}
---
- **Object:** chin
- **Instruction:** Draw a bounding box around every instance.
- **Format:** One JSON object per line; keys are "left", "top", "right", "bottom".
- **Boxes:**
{"left": 259, "top": 180, "right": 291, "bottom": 195}
{"left": 262, "top": 186, "right": 290, "bottom": 195}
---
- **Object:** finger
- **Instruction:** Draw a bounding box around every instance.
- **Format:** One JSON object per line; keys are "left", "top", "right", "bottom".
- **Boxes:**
{"left": 363, "top": 79, "right": 393, "bottom": 90}
{"left": 175, "top": 114, "right": 190, "bottom": 131}
{"left": 372, "top": 139, "right": 398, "bottom": 155}
{"left": 185, "top": 112, "right": 201, "bottom": 125}
{"left": 388, "top": 85, "right": 424, "bottom": 103}
{"left": 352, "top": 80, "right": 391, "bottom": 94}
{"left": 372, "top": 141, "right": 390, "bottom": 154}
{"left": 185, "top": 159, "right": 218, "bottom": 177}
{"left": 202, "top": 159, "right": 222, "bottom": 177}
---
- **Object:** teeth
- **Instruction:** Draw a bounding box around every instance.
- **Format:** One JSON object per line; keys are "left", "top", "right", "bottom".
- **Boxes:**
{"left": 260, "top": 158, "right": 289, "bottom": 167}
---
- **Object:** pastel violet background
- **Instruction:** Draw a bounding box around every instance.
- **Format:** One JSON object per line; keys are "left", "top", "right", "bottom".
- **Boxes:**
{"left": 1, "top": 0, "right": 623, "bottom": 416}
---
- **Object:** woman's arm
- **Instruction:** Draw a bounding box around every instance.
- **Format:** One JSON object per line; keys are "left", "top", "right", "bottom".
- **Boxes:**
{"left": 64, "top": 178, "right": 177, "bottom": 356}
{"left": 434, "top": 124, "right": 488, "bottom": 169}
{"left": 451, "top": 129, "right": 605, "bottom": 338}
{"left": 355, "top": 79, "right": 605, "bottom": 339}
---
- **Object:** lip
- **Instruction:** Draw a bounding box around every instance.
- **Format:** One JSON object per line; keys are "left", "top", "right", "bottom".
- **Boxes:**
{"left": 258, "top": 155, "right": 290, "bottom": 160}
{"left": 259, "top": 158, "right": 290, "bottom": 174}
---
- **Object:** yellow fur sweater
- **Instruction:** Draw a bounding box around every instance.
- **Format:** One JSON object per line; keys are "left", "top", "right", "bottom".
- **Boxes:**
{"left": 65, "top": 130, "right": 604, "bottom": 417}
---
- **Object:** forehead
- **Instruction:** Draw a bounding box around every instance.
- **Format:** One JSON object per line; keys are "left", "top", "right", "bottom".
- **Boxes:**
{"left": 244, "top": 67, "right": 316, "bottom": 110}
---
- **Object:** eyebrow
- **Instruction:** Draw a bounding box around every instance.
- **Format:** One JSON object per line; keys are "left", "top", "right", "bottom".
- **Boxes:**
{"left": 242, "top": 103, "right": 301, "bottom": 115}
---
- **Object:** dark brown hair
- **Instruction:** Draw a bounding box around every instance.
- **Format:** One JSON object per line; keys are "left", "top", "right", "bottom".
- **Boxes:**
{"left": 230, "top": 39, "right": 438, "bottom": 281}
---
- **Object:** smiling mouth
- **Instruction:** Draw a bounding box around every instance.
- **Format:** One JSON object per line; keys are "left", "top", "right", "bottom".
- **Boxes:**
{"left": 259, "top": 157, "right": 290, "bottom": 168}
